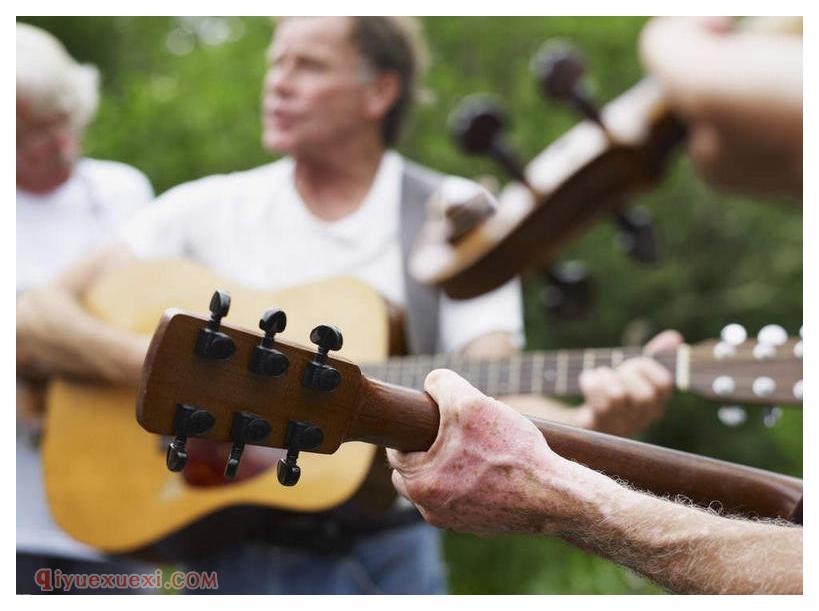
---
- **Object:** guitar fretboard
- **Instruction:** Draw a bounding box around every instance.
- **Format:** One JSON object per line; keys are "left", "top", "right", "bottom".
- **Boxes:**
{"left": 362, "top": 348, "right": 678, "bottom": 397}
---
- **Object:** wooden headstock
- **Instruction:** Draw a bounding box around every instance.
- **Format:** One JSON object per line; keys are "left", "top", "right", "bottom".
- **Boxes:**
{"left": 136, "top": 297, "right": 439, "bottom": 486}
{"left": 410, "top": 74, "right": 685, "bottom": 299}
{"left": 137, "top": 309, "right": 363, "bottom": 454}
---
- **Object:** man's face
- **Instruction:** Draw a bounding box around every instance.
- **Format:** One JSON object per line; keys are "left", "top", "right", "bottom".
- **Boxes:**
{"left": 261, "top": 17, "right": 380, "bottom": 156}
{"left": 17, "top": 101, "right": 79, "bottom": 193}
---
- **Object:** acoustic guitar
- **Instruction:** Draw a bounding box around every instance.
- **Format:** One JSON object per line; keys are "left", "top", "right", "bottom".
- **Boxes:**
{"left": 43, "top": 259, "right": 802, "bottom": 556}
{"left": 136, "top": 299, "right": 803, "bottom": 536}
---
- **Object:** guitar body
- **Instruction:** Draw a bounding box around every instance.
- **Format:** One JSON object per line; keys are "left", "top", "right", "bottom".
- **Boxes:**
{"left": 42, "top": 259, "right": 390, "bottom": 555}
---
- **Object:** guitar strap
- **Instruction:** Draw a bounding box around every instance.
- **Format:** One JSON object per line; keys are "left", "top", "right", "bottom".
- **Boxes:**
{"left": 399, "top": 159, "right": 445, "bottom": 355}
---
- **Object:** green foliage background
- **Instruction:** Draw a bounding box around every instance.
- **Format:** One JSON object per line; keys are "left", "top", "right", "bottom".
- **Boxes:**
{"left": 18, "top": 16, "right": 802, "bottom": 594}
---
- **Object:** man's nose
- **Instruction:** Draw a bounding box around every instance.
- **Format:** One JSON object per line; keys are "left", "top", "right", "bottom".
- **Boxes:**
{"left": 265, "top": 65, "right": 295, "bottom": 96}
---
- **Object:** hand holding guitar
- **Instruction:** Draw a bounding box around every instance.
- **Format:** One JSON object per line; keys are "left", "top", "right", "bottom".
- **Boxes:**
{"left": 387, "top": 369, "right": 802, "bottom": 595}
{"left": 574, "top": 329, "right": 681, "bottom": 435}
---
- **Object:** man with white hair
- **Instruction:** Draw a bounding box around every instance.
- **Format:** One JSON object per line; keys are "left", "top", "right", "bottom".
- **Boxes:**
{"left": 16, "top": 22, "right": 154, "bottom": 593}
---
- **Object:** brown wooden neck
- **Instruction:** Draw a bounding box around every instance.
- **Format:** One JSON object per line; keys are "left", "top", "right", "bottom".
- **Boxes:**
{"left": 349, "top": 377, "right": 802, "bottom": 523}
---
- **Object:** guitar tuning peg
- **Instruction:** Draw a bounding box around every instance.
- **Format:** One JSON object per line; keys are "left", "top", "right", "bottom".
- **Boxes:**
{"left": 614, "top": 207, "right": 660, "bottom": 264}
{"left": 762, "top": 406, "right": 783, "bottom": 428}
{"left": 224, "top": 411, "right": 272, "bottom": 480}
{"left": 757, "top": 324, "right": 787, "bottom": 347}
{"left": 249, "top": 309, "right": 289, "bottom": 377}
{"left": 195, "top": 289, "right": 236, "bottom": 359}
{"left": 166, "top": 404, "right": 215, "bottom": 472}
{"left": 531, "top": 41, "right": 607, "bottom": 133}
{"left": 720, "top": 323, "right": 747, "bottom": 347}
{"left": 277, "top": 420, "right": 324, "bottom": 487}
{"left": 799, "top": 325, "right": 803, "bottom": 339}
{"left": 540, "top": 260, "right": 594, "bottom": 320}
{"left": 717, "top": 405, "right": 747, "bottom": 428}
{"left": 449, "top": 94, "right": 528, "bottom": 185}
{"left": 302, "top": 325, "right": 343, "bottom": 392}
{"left": 432, "top": 177, "right": 497, "bottom": 245}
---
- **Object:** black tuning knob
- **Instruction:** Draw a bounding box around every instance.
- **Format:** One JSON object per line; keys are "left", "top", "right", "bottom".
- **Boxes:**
{"left": 166, "top": 403, "right": 215, "bottom": 472}
{"left": 449, "top": 94, "right": 528, "bottom": 184}
{"left": 195, "top": 290, "right": 236, "bottom": 360}
{"left": 532, "top": 42, "right": 605, "bottom": 130}
{"left": 302, "top": 325, "right": 343, "bottom": 392}
{"left": 224, "top": 411, "right": 272, "bottom": 480}
{"left": 541, "top": 260, "right": 595, "bottom": 320}
{"left": 614, "top": 207, "right": 660, "bottom": 265}
{"left": 249, "top": 309, "right": 289, "bottom": 377}
{"left": 277, "top": 420, "right": 324, "bottom": 487}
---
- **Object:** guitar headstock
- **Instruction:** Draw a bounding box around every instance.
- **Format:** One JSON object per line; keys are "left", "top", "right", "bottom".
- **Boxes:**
{"left": 136, "top": 291, "right": 365, "bottom": 486}
{"left": 410, "top": 43, "right": 685, "bottom": 300}
{"left": 687, "top": 324, "right": 803, "bottom": 406}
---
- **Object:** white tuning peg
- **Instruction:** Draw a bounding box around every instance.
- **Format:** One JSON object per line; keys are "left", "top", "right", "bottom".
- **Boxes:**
{"left": 799, "top": 325, "right": 803, "bottom": 339}
{"left": 712, "top": 375, "right": 736, "bottom": 397}
{"left": 717, "top": 405, "right": 747, "bottom": 427}
{"left": 713, "top": 342, "right": 736, "bottom": 360}
{"left": 757, "top": 324, "right": 787, "bottom": 347}
{"left": 752, "top": 376, "right": 776, "bottom": 398}
{"left": 762, "top": 406, "right": 783, "bottom": 428}
{"left": 720, "top": 323, "right": 747, "bottom": 346}
{"left": 753, "top": 343, "right": 776, "bottom": 360}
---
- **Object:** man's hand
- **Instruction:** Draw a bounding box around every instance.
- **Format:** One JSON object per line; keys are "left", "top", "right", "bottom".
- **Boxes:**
{"left": 387, "top": 369, "right": 617, "bottom": 536}
{"left": 640, "top": 17, "right": 802, "bottom": 198}
{"left": 573, "top": 330, "right": 681, "bottom": 436}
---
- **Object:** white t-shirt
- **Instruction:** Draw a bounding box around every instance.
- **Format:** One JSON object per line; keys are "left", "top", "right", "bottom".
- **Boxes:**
{"left": 121, "top": 151, "right": 523, "bottom": 353}
{"left": 16, "top": 158, "right": 154, "bottom": 560}
{"left": 17, "top": 158, "right": 154, "bottom": 292}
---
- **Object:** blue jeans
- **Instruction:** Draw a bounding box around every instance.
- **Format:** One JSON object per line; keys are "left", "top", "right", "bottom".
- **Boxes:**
{"left": 185, "top": 521, "right": 445, "bottom": 594}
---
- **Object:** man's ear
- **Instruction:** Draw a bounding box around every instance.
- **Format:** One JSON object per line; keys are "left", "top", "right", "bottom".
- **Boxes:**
{"left": 364, "top": 71, "right": 401, "bottom": 121}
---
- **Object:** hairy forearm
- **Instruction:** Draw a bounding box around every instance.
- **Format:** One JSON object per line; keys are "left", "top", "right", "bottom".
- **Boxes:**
{"left": 17, "top": 286, "right": 148, "bottom": 385}
{"left": 554, "top": 468, "right": 803, "bottom": 594}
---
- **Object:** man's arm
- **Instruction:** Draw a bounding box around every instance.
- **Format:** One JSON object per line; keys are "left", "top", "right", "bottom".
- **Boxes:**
{"left": 461, "top": 330, "right": 681, "bottom": 436}
{"left": 387, "top": 370, "right": 802, "bottom": 594}
{"left": 16, "top": 244, "right": 148, "bottom": 386}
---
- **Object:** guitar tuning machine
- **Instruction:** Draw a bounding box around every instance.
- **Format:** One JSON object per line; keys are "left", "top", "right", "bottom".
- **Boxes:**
{"left": 302, "top": 325, "right": 343, "bottom": 392}
{"left": 540, "top": 260, "right": 594, "bottom": 320}
{"left": 224, "top": 411, "right": 272, "bottom": 480}
{"left": 762, "top": 406, "right": 784, "bottom": 429}
{"left": 757, "top": 324, "right": 787, "bottom": 347}
{"left": 714, "top": 323, "right": 747, "bottom": 358}
{"left": 448, "top": 94, "right": 528, "bottom": 185}
{"left": 277, "top": 420, "right": 324, "bottom": 486}
{"left": 717, "top": 405, "right": 747, "bottom": 428}
{"left": 531, "top": 41, "right": 607, "bottom": 133}
{"left": 166, "top": 404, "right": 216, "bottom": 472}
{"left": 614, "top": 206, "right": 660, "bottom": 265}
{"left": 249, "top": 309, "right": 289, "bottom": 377}
{"left": 195, "top": 290, "right": 236, "bottom": 360}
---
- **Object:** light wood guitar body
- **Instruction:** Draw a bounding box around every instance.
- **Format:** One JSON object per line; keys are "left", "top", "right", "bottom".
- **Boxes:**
{"left": 43, "top": 259, "right": 388, "bottom": 554}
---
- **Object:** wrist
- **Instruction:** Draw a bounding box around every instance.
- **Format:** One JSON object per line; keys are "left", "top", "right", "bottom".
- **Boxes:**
{"left": 531, "top": 451, "right": 624, "bottom": 537}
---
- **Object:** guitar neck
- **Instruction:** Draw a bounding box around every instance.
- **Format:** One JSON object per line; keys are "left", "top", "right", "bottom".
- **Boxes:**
{"left": 349, "top": 377, "right": 803, "bottom": 523}
{"left": 362, "top": 346, "right": 676, "bottom": 397}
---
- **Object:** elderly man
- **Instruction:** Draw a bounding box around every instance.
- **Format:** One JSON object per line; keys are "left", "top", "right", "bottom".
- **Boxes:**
{"left": 18, "top": 17, "right": 676, "bottom": 594}
{"left": 16, "top": 22, "right": 154, "bottom": 593}
{"left": 388, "top": 17, "right": 803, "bottom": 595}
